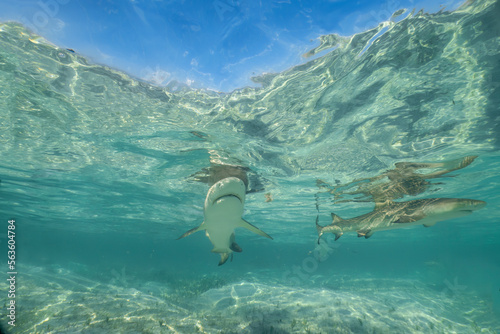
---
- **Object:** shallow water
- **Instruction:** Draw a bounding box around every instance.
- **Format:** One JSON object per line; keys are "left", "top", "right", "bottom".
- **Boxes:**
{"left": 0, "top": 0, "right": 499, "bottom": 333}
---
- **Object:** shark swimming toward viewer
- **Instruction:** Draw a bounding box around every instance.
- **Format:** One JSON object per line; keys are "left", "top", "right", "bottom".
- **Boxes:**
{"left": 316, "top": 198, "right": 486, "bottom": 242}
{"left": 177, "top": 177, "right": 273, "bottom": 265}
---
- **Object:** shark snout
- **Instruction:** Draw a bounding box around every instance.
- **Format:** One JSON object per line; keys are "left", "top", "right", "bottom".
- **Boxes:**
{"left": 206, "top": 177, "right": 246, "bottom": 208}
{"left": 457, "top": 199, "right": 486, "bottom": 211}
{"left": 425, "top": 198, "right": 486, "bottom": 217}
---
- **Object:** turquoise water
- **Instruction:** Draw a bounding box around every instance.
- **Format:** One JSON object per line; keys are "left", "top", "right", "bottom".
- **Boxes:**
{"left": 0, "top": 0, "right": 500, "bottom": 333}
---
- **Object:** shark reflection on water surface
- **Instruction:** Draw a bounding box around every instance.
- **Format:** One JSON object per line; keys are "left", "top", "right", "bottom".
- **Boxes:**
{"left": 318, "top": 156, "right": 478, "bottom": 203}
{"left": 316, "top": 156, "right": 486, "bottom": 241}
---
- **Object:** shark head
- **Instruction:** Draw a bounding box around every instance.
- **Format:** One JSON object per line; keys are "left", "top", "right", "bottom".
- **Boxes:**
{"left": 422, "top": 198, "right": 486, "bottom": 220}
{"left": 204, "top": 177, "right": 246, "bottom": 224}
{"left": 204, "top": 177, "right": 246, "bottom": 213}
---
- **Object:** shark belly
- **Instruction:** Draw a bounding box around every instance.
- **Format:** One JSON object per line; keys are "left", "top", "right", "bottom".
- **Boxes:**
{"left": 205, "top": 227, "right": 235, "bottom": 253}
{"left": 204, "top": 196, "right": 243, "bottom": 253}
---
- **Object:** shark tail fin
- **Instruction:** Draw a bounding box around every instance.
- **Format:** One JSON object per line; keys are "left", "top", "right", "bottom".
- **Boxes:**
{"left": 315, "top": 215, "right": 324, "bottom": 244}
{"left": 176, "top": 222, "right": 206, "bottom": 240}
{"left": 316, "top": 215, "right": 344, "bottom": 242}
{"left": 328, "top": 213, "right": 345, "bottom": 241}
{"left": 218, "top": 253, "right": 230, "bottom": 266}
{"left": 239, "top": 219, "right": 273, "bottom": 240}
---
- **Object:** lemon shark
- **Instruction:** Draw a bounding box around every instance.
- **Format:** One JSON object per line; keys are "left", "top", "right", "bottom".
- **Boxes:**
{"left": 177, "top": 177, "right": 273, "bottom": 265}
{"left": 316, "top": 198, "right": 486, "bottom": 242}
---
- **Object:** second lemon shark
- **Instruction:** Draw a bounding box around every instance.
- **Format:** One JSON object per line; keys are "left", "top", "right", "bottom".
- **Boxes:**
{"left": 316, "top": 198, "right": 486, "bottom": 242}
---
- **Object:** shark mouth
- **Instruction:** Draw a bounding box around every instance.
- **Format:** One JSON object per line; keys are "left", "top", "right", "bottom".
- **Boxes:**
{"left": 213, "top": 194, "right": 243, "bottom": 205}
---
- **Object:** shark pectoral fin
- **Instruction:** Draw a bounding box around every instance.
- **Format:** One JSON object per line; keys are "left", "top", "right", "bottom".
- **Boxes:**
{"left": 218, "top": 253, "right": 230, "bottom": 266}
{"left": 357, "top": 229, "right": 372, "bottom": 238}
{"left": 334, "top": 232, "right": 343, "bottom": 241}
{"left": 239, "top": 219, "right": 273, "bottom": 240}
{"left": 176, "top": 222, "right": 206, "bottom": 240}
{"left": 230, "top": 242, "right": 242, "bottom": 252}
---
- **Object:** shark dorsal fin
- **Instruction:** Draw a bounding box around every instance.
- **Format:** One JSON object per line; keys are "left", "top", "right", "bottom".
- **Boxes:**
{"left": 239, "top": 219, "right": 273, "bottom": 239}
{"left": 331, "top": 213, "right": 344, "bottom": 224}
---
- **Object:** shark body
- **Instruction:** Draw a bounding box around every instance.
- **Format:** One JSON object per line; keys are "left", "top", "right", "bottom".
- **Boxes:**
{"left": 316, "top": 198, "right": 486, "bottom": 242}
{"left": 177, "top": 177, "right": 272, "bottom": 265}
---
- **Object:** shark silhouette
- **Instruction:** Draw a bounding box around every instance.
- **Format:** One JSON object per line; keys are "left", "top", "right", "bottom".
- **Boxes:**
{"left": 177, "top": 177, "right": 272, "bottom": 265}
{"left": 316, "top": 198, "right": 486, "bottom": 242}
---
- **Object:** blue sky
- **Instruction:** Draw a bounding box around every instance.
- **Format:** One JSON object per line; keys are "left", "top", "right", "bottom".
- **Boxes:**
{"left": 0, "top": 0, "right": 464, "bottom": 92}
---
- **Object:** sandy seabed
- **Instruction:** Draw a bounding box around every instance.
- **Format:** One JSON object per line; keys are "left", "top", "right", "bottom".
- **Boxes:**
{"left": 0, "top": 264, "right": 498, "bottom": 334}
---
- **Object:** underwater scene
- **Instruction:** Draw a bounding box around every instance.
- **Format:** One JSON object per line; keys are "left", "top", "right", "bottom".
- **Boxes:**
{"left": 1, "top": 0, "right": 500, "bottom": 333}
